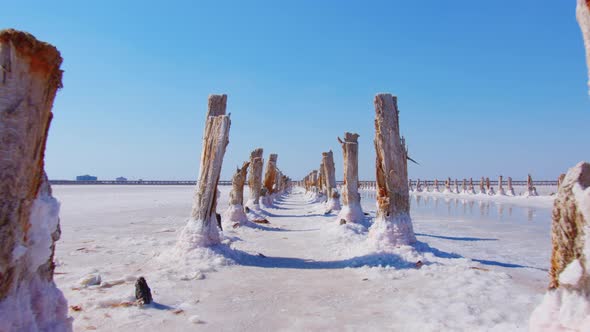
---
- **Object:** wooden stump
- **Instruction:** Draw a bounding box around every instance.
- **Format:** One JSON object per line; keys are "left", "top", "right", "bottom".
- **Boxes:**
{"left": 368, "top": 93, "right": 416, "bottom": 246}
{"left": 486, "top": 177, "right": 495, "bottom": 195}
{"left": 337, "top": 132, "right": 363, "bottom": 223}
{"left": 263, "top": 154, "right": 278, "bottom": 194}
{"left": 497, "top": 175, "right": 506, "bottom": 195}
{"left": 0, "top": 29, "right": 71, "bottom": 331}
{"left": 408, "top": 179, "right": 414, "bottom": 192}
{"left": 507, "top": 176, "right": 516, "bottom": 196}
{"left": 468, "top": 178, "right": 475, "bottom": 194}
{"left": 247, "top": 148, "right": 263, "bottom": 207}
{"left": 223, "top": 161, "right": 250, "bottom": 226}
{"left": 454, "top": 179, "right": 460, "bottom": 194}
{"left": 179, "top": 94, "right": 231, "bottom": 248}
{"left": 434, "top": 179, "right": 440, "bottom": 192}
{"left": 322, "top": 150, "right": 341, "bottom": 210}
{"left": 462, "top": 179, "right": 467, "bottom": 193}
{"left": 529, "top": 162, "right": 590, "bottom": 330}
{"left": 444, "top": 177, "right": 451, "bottom": 193}
{"left": 526, "top": 174, "right": 538, "bottom": 196}
{"left": 548, "top": 162, "right": 590, "bottom": 289}
{"left": 479, "top": 177, "right": 486, "bottom": 195}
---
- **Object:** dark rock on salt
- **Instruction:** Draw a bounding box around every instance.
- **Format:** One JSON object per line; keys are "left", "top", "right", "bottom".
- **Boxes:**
{"left": 135, "top": 277, "right": 152, "bottom": 305}
{"left": 216, "top": 213, "right": 222, "bottom": 230}
{"left": 339, "top": 219, "right": 347, "bottom": 225}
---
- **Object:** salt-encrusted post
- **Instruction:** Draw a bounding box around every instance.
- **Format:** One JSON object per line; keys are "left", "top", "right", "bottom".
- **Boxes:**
{"left": 263, "top": 154, "right": 278, "bottom": 194}
{"left": 479, "top": 177, "right": 486, "bottom": 195}
{"left": 529, "top": 162, "right": 590, "bottom": 330}
{"left": 444, "top": 177, "right": 451, "bottom": 194}
{"left": 507, "top": 176, "right": 516, "bottom": 196}
{"left": 416, "top": 179, "right": 423, "bottom": 192}
{"left": 337, "top": 132, "right": 363, "bottom": 223}
{"left": 526, "top": 174, "right": 538, "bottom": 196}
{"left": 318, "top": 161, "right": 326, "bottom": 197}
{"left": 497, "top": 175, "right": 506, "bottom": 196}
{"left": 246, "top": 148, "right": 263, "bottom": 208}
{"left": 408, "top": 179, "right": 414, "bottom": 192}
{"left": 486, "top": 177, "right": 495, "bottom": 195}
{"left": 178, "top": 94, "right": 231, "bottom": 248}
{"left": 222, "top": 161, "right": 250, "bottom": 227}
{"left": 0, "top": 30, "right": 72, "bottom": 331}
{"left": 311, "top": 170, "right": 319, "bottom": 193}
{"left": 368, "top": 93, "right": 416, "bottom": 246}
{"left": 434, "top": 179, "right": 440, "bottom": 192}
{"left": 322, "top": 150, "right": 341, "bottom": 211}
{"left": 462, "top": 179, "right": 467, "bottom": 193}
{"left": 454, "top": 179, "right": 460, "bottom": 194}
{"left": 468, "top": 178, "right": 476, "bottom": 194}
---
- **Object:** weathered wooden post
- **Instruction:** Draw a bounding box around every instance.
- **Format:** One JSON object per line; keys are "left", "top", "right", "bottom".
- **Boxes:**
{"left": 178, "top": 94, "right": 231, "bottom": 249}
{"left": 0, "top": 30, "right": 72, "bottom": 331}
{"left": 337, "top": 132, "right": 363, "bottom": 223}
{"left": 262, "top": 153, "right": 278, "bottom": 206}
{"left": 443, "top": 177, "right": 452, "bottom": 194}
{"left": 434, "top": 179, "right": 440, "bottom": 192}
{"left": 529, "top": 162, "right": 590, "bottom": 330}
{"left": 506, "top": 176, "right": 516, "bottom": 196}
{"left": 222, "top": 161, "right": 250, "bottom": 227}
{"left": 468, "top": 178, "right": 476, "bottom": 194}
{"left": 246, "top": 148, "right": 264, "bottom": 208}
{"left": 424, "top": 180, "right": 430, "bottom": 192}
{"left": 497, "top": 175, "right": 506, "bottom": 196}
{"left": 416, "top": 179, "right": 423, "bottom": 192}
{"left": 453, "top": 179, "right": 460, "bottom": 194}
{"left": 408, "top": 179, "right": 414, "bottom": 192}
{"left": 486, "top": 177, "right": 495, "bottom": 195}
{"left": 368, "top": 94, "right": 416, "bottom": 246}
{"left": 479, "top": 177, "right": 486, "bottom": 195}
{"left": 322, "top": 150, "right": 341, "bottom": 211}
{"left": 526, "top": 174, "right": 538, "bottom": 197}
{"left": 462, "top": 179, "right": 467, "bottom": 194}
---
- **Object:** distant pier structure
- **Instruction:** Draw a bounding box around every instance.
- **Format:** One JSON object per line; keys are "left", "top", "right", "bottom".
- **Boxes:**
{"left": 76, "top": 174, "right": 97, "bottom": 181}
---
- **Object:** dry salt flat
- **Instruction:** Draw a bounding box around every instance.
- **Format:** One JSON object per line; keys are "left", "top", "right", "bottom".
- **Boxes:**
{"left": 53, "top": 185, "right": 554, "bottom": 331}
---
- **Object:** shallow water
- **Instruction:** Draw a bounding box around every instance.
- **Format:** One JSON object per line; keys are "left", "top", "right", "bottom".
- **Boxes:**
{"left": 359, "top": 190, "right": 553, "bottom": 274}
{"left": 360, "top": 190, "right": 552, "bottom": 225}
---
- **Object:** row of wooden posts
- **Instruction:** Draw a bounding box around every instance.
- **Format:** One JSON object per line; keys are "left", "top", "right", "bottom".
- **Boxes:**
{"left": 408, "top": 175, "right": 539, "bottom": 196}
{"left": 295, "top": 94, "right": 416, "bottom": 246}
{"left": 188, "top": 94, "right": 292, "bottom": 239}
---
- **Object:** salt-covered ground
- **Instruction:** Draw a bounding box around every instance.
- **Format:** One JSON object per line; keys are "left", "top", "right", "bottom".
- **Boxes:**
{"left": 52, "top": 185, "right": 555, "bottom": 331}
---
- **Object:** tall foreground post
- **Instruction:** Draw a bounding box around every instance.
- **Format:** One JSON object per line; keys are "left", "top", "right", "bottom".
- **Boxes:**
{"left": 369, "top": 94, "right": 416, "bottom": 246}
{"left": 0, "top": 30, "right": 71, "bottom": 331}
{"left": 529, "top": 162, "right": 590, "bottom": 330}
{"left": 179, "top": 94, "right": 231, "bottom": 248}
{"left": 247, "top": 148, "right": 264, "bottom": 207}
{"left": 223, "top": 161, "right": 250, "bottom": 226}
{"left": 337, "top": 133, "right": 363, "bottom": 223}
{"left": 322, "top": 150, "right": 341, "bottom": 211}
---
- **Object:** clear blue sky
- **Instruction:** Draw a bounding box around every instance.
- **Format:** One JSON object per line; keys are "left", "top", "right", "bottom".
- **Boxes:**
{"left": 4, "top": 0, "right": 590, "bottom": 181}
